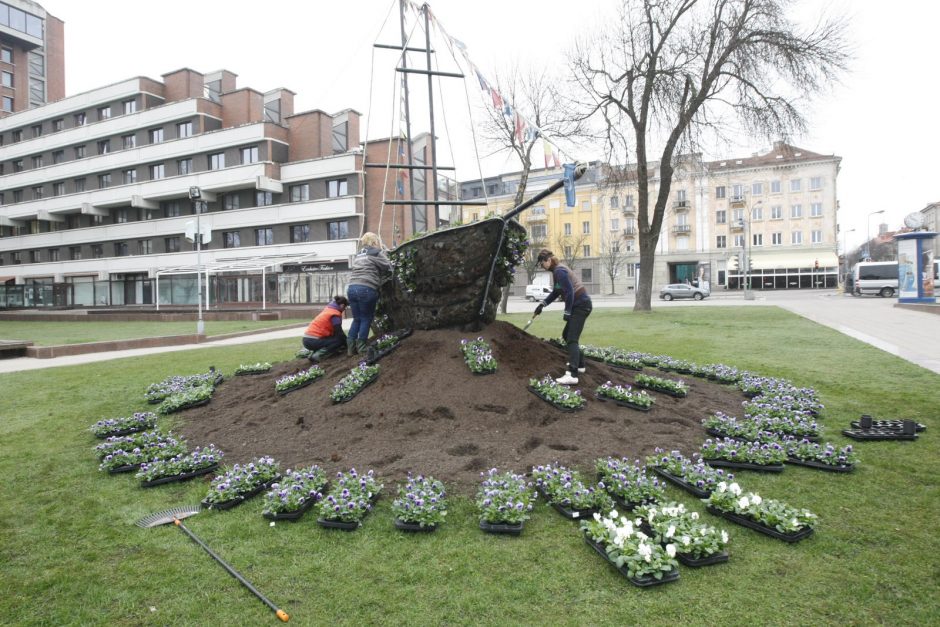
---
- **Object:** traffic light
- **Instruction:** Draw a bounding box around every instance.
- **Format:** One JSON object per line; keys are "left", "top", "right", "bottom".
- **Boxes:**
{"left": 814, "top": 259, "right": 819, "bottom": 270}
{"left": 728, "top": 254, "right": 739, "bottom": 271}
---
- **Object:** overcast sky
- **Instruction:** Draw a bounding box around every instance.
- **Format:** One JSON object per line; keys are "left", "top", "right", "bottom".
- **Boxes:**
{"left": 45, "top": 0, "right": 939, "bottom": 251}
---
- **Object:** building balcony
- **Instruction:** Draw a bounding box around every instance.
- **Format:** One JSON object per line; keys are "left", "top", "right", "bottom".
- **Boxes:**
{"left": 621, "top": 206, "right": 636, "bottom": 216}
{"left": 730, "top": 221, "right": 745, "bottom": 231}
{"left": 525, "top": 212, "right": 548, "bottom": 222}
{"left": 673, "top": 200, "right": 690, "bottom": 211}
{"left": 729, "top": 195, "right": 746, "bottom": 206}
{"left": 672, "top": 224, "right": 692, "bottom": 234}
{"left": 622, "top": 226, "right": 637, "bottom": 237}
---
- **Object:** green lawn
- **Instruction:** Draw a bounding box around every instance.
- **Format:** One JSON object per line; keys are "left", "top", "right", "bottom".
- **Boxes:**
{"left": 1, "top": 307, "right": 937, "bottom": 626}
{"left": 0, "top": 318, "right": 309, "bottom": 345}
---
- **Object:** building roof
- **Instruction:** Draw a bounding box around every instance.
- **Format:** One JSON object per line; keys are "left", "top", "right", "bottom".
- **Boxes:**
{"left": 706, "top": 141, "right": 840, "bottom": 170}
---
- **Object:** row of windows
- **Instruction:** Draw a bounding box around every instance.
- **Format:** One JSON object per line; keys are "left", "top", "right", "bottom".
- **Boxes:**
{"left": 715, "top": 203, "right": 825, "bottom": 223}
{"left": 716, "top": 231, "right": 825, "bottom": 248}
{"left": 715, "top": 177, "right": 824, "bottom": 199}
{"left": 2, "top": 98, "right": 139, "bottom": 145}
{"left": 1, "top": 221, "right": 352, "bottom": 265}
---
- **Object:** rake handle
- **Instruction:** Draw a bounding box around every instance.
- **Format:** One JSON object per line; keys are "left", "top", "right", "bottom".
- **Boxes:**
{"left": 175, "top": 519, "right": 289, "bottom": 622}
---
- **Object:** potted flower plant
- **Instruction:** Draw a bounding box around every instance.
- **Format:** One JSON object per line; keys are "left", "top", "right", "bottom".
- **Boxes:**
{"left": 316, "top": 468, "right": 383, "bottom": 530}
{"left": 594, "top": 381, "right": 654, "bottom": 411}
{"left": 595, "top": 457, "right": 665, "bottom": 509}
{"left": 700, "top": 437, "right": 787, "bottom": 472}
{"left": 202, "top": 456, "right": 281, "bottom": 510}
{"left": 459, "top": 337, "right": 498, "bottom": 375}
{"left": 391, "top": 474, "right": 448, "bottom": 531}
{"left": 580, "top": 510, "right": 680, "bottom": 586}
{"left": 330, "top": 363, "right": 380, "bottom": 403}
{"left": 531, "top": 463, "right": 613, "bottom": 520}
{"left": 368, "top": 331, "right": 406, "bottom": 362}
{"left": 136, "top": 444, "right": 224, "bottom": 487}
{"left": 98, "top": 432, "right": 188, "bottom": 474}
{"left": 644, "top": 449, "right": 734, "bottom": 498}
{"left": 157, "top": 384, "right": 215, "bottom": 415}
{"left": 528, "top": 375, "right": 586, "bottom": 411}
{"left": 634, "top": 501, "right": 730, "bottom": 567}
{"left": 704, "top": 481, "right": 817, "bottom": 542}
{"left": 784, "top": 439, "right": 857, "bottom": 472}
{"left": 90, "top": 412, "right": 157, "bottom": 439}
{"left": 476, "top": 468, "right": 535, "bottom": 535}
{"left": 604, "top": 350, "right": 643, "bottom": 371}
{"left": 633, "top": 373, "right": 689, "bottom": 397}
{"left": 274, "top": 365, "right": 325, "bottom": 395}
{"left": 235, "top": 362, "right": 272, "bottom": 376}
{"left": 145, "top": 370, "right": 221, "bottom": 404}
{"left": 262, "top": 465, "right": 328, "bottom": 521}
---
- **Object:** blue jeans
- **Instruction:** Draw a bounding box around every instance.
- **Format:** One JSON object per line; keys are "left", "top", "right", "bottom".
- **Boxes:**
{"left": 347, "top": 284, "right": 379, "bottom": 341}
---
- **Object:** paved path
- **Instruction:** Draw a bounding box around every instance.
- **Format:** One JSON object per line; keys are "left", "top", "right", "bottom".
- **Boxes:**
{"left": 1, "top": 291, "right": 938, "bottom": 375}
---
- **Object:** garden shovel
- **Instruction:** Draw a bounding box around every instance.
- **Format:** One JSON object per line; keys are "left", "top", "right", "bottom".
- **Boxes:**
{"left": 522, "top": 311, "right": 539, "bottom": 332}
{"left": 136, "top": 506, "right": 289, "bottom": 622}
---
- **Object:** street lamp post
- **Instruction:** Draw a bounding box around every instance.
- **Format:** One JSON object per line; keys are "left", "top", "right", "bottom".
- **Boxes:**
{"left": 189, "top": 186, "right": 205, "bottom": 336}
{"left": 866, "top": 210, "right": 885, "bottom": 261}
{"left": 738, "top": 200, "right": 762, "bottom": 300}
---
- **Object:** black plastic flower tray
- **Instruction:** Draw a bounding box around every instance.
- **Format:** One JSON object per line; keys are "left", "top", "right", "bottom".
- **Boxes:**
{"left": 784, "top": 457, "right": 854, "bottom": 473}
{"left": 609, "top": 493, "right": 658, "bottom": 511}
{"left": 479, "top": 520, "right": 524, "bottom": 535}
{"left": 235, "top": 370, "right": 270, "bottom": 376}
{"left": 263, "top": 497, "right": 318, "bottom": 522}
{"left": 650, "top": 467, "right": 711, "bottom": 498}
{"left": 527, "top": 386, "right": 584, "bottom": 413}
{"left": 702, "top": 458, "right": 785, "bottom": 473}
{"left": 394, "top": 519, "right": 438, "bottom": 532}
{"left": 593, "top": 394, "right": 652, "bottom": 412}
{"left": 677, "top": 550, "right": 729, "bottom": 567}
{"left": 607, "top": 361, "right": 643, "bottom": 372}
{"left": 841, "top": 428, "right": 918, "bottom": 441}
{"left": 849, "top": 419, "right": 925, "bottom": 432}
{"left": 276, "top": 376, "right": 319, "bottom": 396}
{"left": 583, "top": 534, "right": 680, "bottom": 587}
{"left": 331, "top": 373, "right": 379, "bottom": 404}
{"left": 549, "top": 501, "right": 596, "bottom": 521}
{"left": 317, "top": 518, "right": 361, "bottom": 531}
{"left": 471, "top": 368, "right": 497, "bottom": 376}
{"left": 94, "top": 425, "right": 152, "bottom": 439}
{"left": 704, "top": 428, "right": 820, "bottom": 443}
{"left": 705, "top": 506, "right": 814, "bottom": 543}
{"left": 147, "top": 397, "right": 165, "bottom": 405}
{"left": 202, "top": 477, "right": 280, "bottom": 511}
{"left": 636, "top": 384, "right": 687, "bottom": 398}
{"left": 140, "top": 463, "right": 219, "bottom": 487}
{"left": 107, "top": 463, "right": 142, "bottom": 475}
{"left": 166, "top": 398, "right": 211, "bottom": 413}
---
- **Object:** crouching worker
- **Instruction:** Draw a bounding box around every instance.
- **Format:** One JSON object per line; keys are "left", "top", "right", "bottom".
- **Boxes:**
{"left": 302, "top": 295, "right": 349, "bottom": 362}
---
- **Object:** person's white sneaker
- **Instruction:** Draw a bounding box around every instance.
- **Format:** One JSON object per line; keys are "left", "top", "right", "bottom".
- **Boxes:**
{"left": 555, "top": 372, "right": 579, "bottom": 385}
{"left": 567, "top": 363, "right": 587, "bottom": 374}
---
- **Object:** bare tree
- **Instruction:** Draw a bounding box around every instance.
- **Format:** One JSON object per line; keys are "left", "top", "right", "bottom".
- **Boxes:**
{"left": 569, "top": 0, "right": 849, "bottom": 310}
{"left": 598, "top": 227, "right": 630, "bottom": 295}
{"left": 554, "top": 231, "right": 590, "bottom": 269}
{"left": 478, "top": 66, "right": 584, "bottom": 312}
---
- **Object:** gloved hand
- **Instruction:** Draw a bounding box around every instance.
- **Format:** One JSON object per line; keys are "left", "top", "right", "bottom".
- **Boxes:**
{"left": 534, "top": 303, "right": 544, "bottom": 316}
{"left": 563, "top": 311, "right": 571, "bottom": 321}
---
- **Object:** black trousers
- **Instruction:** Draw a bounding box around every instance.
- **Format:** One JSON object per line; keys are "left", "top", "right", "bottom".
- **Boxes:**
{"left": 562, "top": 300, "right": 592, "bottom": 371}
{"left": 302, "top": 334, "right": 345, "bottom": 354}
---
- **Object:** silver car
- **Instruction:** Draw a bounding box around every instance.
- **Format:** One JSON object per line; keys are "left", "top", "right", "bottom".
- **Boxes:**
{"left": 659, "top": 283, "right": 709, "bottom": 301}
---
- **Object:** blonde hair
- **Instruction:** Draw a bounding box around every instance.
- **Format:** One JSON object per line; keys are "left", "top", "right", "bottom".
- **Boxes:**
{"left": 360, "top": 232, "right": 382, "bottom": 249}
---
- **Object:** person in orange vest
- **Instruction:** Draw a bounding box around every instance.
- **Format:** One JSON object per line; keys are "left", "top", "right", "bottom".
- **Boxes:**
{"left": 302, "top": 295, "right": 349, "bottom": 362}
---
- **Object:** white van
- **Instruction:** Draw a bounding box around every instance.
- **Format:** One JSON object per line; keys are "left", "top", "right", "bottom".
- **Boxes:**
{"left": 852, "top": 261, "right": 898, "bottom": 297}
{"left": 525, "top": 271, "right": 553, "bottom": 301}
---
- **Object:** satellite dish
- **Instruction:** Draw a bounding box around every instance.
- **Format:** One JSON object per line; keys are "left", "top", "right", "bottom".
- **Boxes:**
{"left": 903, "top": 212, "right": 925, "bottom": 229}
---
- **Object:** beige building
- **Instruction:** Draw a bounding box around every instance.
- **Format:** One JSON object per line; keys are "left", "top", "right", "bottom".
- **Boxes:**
{"left": 460, "top": 141, "right": 842, "bottom": 294}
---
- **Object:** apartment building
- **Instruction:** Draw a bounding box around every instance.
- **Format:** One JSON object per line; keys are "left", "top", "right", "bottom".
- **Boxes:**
{"left": 0, "top": 0, "right": 63, "bottom": 116}
{"left": 0, "top": 67, "right": 367, "bottom": 308}
{"left": 459, "top": 142, "right": 841, "bottom": 293}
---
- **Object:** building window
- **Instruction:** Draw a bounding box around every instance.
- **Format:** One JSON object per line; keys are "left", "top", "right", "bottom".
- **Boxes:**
{"left": 609, "top": 196, "right": 619, "bottom": 209}
{"left": 223, "top": 231, "right": 241, "bottom": 248}
{"left": 811, "top": 230, "right": 823, "bottom": 244}
{"left": 256, "top": 191, "right": 273, "bottom": 206}
{"left": 327, "top": 220, "right": 349, "bottom": 240}
{"left": 32, "top": 155, "right": 43, "bottom": 168}
{"left": 12, "top": 159, "right": 23, "bottom": 172}
{"left": 11, "top": 130, "right": 22, "bottom": 143}
{"left": 91, "top": 245, "right": 103, "bottom": 259}
{"left": 0, "top": 47, "right": 11, "bottom": 63}
{"left": 791, "top": 231, "right": 803, "bottom": 244}
{"left": 254, "top": 228, "right": 274, "bottom": 246}
{"left": 771, "top": 232, "right": 782, "bottom": 245}
{"left": 327, "top": 179, "right": 348, "bottom": 198}
{"left": 563, "top": 223, "right": 572, "bottom": 236}
{"left": 69, "top": 246, "right": 82, "bottom": 260}
{"left": 74, "top": 112, "right": 87, "bottom": 126}
{"left": 582, "top": 221, "right": 591, "bottom": 235}
{"left": 52, "top": 149, "right": 64, "bottom": 164}
{"left": 716, "top": 210, "right": 727, "bottom": 224}
{"left": 733, "top": 235, "right": 745, "bottom": 248}
{"left": 810, "top": 202, "right": 823, "bottom": 217}
{"left": 752, "top": 205, "right": 764, "bottom": 221}
{"left": 123, "top": 169, "right": 137, "bottom": 185}
{"left": 177, "top": 121, "right": 193, "bottom": 138}
{"left": 751, "top": 182, "right": 763, "bottom": 196}
{"left": 223, "top": 194, "right": 240, "bottom": 210}
{"left": 625, "top": 194, "right": 634, "bottom": 207}
{"left": 581, "top": 268, "right": 593, "bottom": 283}
{"left": 97, "top": 106, "right": 111, "bottom": 120}
{"left": 98, "top": 174, "right": 112, "bottom": 189}
{"left": 115, "top": 209, "right": 129, "bottom": 223}
{"left": 583, "top": 244, "right": 591, "bottom": 257}
{"left": 30, "top": 250, "right": 41, "bottom": 263}
{"left": 290, "top": 184, "right": 310, "bottom": 202}
{"left": 162, "top": 201, "right": 180, "bottom": 217}
{"left": 97, "top": 140, "right": 110, "bottom": 155}
{"left": 150, "top": 164, "right": 165, "bottom": 180}
{"left": 31, "top": 124, "right": 42, "bottom": 137}
{"left": 143, "top": 209, "right": 157, "bottom": 220}
{"left": 240, "top": 146, "right": 259, "bottom": 164}
{"left": 564, "top": 246, "right": 572, "bottom": 258}
{"left": 123, "top": 99, "right": 137, "bottom": 115}
{"left": 74, "top": 145, "right": 86, "bottom": 159}
{"left": 13, "top": 189, "right": 22, "bottom": 203}
{"left": 610, "top": 218, "right": 619, "bottom": 231}
{"left": 732, "top": 208, "right": 744, "bottom": 223}
{"left": 770, "top": 180, "right": 781, "bottom": 194}
{"left": 2, "top": 95, "right": 13, "bottom": 112}
{"left": 790, "top": 204, "right": 802, "bottom": 219}
{"left": 165, "top": 237, "right": 181, "bottom": 253}
{"left": 208, "top": 153, "right": 225, "bottom": 170}
{"left": 580, "top": 200, "right": 591, "bottom": 212}
{"left": 149, "top": 128, "right": 164, "bottom": 144}
{"left": 752, "top": 233, "right": 763, "bottom": 246}
{"left": 122, "top": 134, "right": 136, "bottom": 149}
{"left": 531, "top": 224, "right": 547, "bottom": 239}
{"left": 789, "top": 179, "right": 801, "bottom": 193}
{"left": 810, "top": 176, "right": 823, "bottom": 191}
{"left": 715, "top": 186, "right": 726, "bottom": 199}
{"left": 114, "top": 242, "right": 128, "bottom": 257}
{"left": 53, "top": 118, "right": 64, "bottom": 132}
{"left": 716, "top": 235, "right": 727, "bottom": 249}
{"left": 137, "top": 239, "right": 152, "bottom": 255}
{"left": 332, "top": 121, "right": 347, "bottom": 153}
{"left": 74, "top": 178, "right": 86, "bottom": 193}
{"left": 771, "top": 205, "right": 783, "bottom": 220}
{"left": 290, "top": 225, "right": 310, "bottom": 243}
{"left": 31, "top": 186, "right": 43, "bottom": 200}
{"left": 53, "top": 182, "right": 65, "bottom": 196}
{"left": 11, "top": 251, "right": 21, "bottom": 264}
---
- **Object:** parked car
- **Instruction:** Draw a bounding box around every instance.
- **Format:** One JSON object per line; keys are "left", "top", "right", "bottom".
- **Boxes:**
{"left": 525, "top": 283, "right": 552, "bottom": 301}
{"left": 659, "top": 283, "right": 709, "bottom": 301}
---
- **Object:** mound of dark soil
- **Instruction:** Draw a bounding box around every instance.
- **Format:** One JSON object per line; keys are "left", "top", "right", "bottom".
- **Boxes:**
{"left": 179, "top": 321, "right": 746, "bottom": 493}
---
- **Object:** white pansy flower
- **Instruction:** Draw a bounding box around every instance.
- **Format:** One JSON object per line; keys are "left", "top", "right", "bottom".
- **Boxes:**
{"left": 690, "top": 511, "right": 699, "bottom": 520}
{"left": 729, "top": 482, "right": 742, "bottom": 496}
{"left": 738, "top": 496, "right": 750, "bottom": 509}
{"left": 666, "top": 524, "right": 676, "bottom": 539}
{"left": 593, "top": 512, "right": 602, "bottom": 522}
{"left": 665, "top": 543, "right": 677, "bottom": 558}
{"left": 681, "top": 534, "right": 691, "bottom": 545}
{"left": 717, "top": 481, "right": 728, "bottom": 492}
{"left": 751, "top": 494, "right": 763, "bottom": 505}
{"left": 609, "top": 509, "right": 619, "bottom": 519}
{"left": 721, "top": 530, "right": 729, "bottom": 543}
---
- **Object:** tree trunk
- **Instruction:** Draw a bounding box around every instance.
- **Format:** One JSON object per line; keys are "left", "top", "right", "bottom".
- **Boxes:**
{"left": 634, "top": 239, "right": 657, "bottom": 311}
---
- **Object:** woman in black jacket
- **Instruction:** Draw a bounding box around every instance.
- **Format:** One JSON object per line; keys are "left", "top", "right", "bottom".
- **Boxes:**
{"left": 346, "top": 232, "right": 392, "bottom": 355}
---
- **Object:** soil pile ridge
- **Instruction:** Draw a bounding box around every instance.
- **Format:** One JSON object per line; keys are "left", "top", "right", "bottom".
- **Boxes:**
{"left": 179, "top": 321, "right": 745, "bottom": 492}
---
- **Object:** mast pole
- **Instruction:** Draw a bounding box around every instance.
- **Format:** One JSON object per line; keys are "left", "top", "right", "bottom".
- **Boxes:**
{"left": 399, "top": 0, "right": 418, "bottom": 235}
{"left": 423, "top": 3, "right": 440, "bottom": 229}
